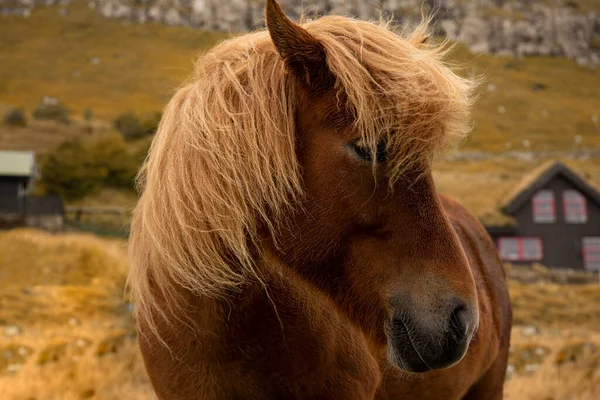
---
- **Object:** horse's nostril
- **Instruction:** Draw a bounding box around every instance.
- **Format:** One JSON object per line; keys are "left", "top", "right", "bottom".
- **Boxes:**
{"left": 449, "top": 303, "right": 469, "bottom": 343}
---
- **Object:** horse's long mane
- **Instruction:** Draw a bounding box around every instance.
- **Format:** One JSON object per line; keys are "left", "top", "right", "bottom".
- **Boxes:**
{"left": 128, "top": 15, "right": 476, "bottom": 335}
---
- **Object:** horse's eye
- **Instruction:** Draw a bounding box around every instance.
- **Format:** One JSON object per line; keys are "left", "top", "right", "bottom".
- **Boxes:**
{"left": 349, "top": 140, "right": 388, "bottom": 163}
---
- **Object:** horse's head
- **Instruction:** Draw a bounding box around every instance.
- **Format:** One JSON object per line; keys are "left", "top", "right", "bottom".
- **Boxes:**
{"left": 130, "top": 0, "right": 480, "bottom": 376}
{"left": 265, "top": 0, "right": 478, "bottom": 373}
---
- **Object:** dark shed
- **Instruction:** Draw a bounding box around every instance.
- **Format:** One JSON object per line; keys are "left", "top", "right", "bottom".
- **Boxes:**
{"left": 0, "top": 150, "right": 35, "bottom": 214}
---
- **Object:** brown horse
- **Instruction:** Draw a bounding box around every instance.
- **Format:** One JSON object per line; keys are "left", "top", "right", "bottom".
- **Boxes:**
{"left": 128, "top": 1, "right": 512, "bottom": 399}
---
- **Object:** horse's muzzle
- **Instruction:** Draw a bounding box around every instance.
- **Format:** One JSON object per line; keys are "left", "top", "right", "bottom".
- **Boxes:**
{"left": 386, "top": 301, "right": 477, "bottom": 373}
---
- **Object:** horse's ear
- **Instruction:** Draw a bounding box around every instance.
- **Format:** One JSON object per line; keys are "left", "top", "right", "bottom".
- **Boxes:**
{"left": 266, "top": 0, "right": 335, "bottom": 91}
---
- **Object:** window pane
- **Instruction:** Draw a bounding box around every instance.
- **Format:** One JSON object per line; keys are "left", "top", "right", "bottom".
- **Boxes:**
{"left": 583, "top": 237, "right": 600, "bottom": 271}
{"left": 564, "top": 190, "right": 587, "bottom": 223}
{"left": 532, "top": 190, "right": 555, "bottom": 223}
{"left": 521, "top": 238, "right": 542, "bottom": 260}
{"left": 499, "top": 238, "right": 519, "bottom": 260}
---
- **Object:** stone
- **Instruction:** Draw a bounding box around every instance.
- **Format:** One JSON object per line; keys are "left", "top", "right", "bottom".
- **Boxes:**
{"left": 164, "top": 9, "right": 181, "bottom": 26}
{"left": 521, "top": 325, "right": 539, "bottom": 336}
{"left": 4, "top": 325, "right": 21, "bottom": 337}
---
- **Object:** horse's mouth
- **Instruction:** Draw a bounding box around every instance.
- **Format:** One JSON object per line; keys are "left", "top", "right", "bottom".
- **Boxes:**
{"left": 385, "top": 316, "right": 472, "bottom": 374}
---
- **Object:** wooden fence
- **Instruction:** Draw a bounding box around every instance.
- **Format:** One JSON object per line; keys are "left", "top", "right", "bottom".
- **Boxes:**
{"left": 64, "top": 206, "right": 131, "bottom": 237}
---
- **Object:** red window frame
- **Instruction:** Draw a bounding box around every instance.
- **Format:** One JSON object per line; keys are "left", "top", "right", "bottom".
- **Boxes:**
{"left": 498, "top": 237, "right": 543, "bottom": 261}
{"left": 532, "top": 190, "right": 555, "bottom": 223}
{"left": 582, "top": 237, "right": 600, "bottom": 271}
{"left": 563, "top": 190, "right": 588, "bottom": 224}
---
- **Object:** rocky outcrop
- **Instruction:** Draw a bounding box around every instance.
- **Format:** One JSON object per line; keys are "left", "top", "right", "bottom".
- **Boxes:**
{"left": 3, "top": 0, "right": 600, "bottom": 67}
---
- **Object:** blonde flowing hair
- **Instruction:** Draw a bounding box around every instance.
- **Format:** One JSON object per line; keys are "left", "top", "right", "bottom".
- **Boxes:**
{"left": 128, "top": 14, "right": 476, "bottom": 335}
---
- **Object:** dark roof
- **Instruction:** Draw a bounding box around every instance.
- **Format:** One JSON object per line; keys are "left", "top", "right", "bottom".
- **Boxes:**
{"left": 501, "top": 160, "right": 600, "bottom": 215}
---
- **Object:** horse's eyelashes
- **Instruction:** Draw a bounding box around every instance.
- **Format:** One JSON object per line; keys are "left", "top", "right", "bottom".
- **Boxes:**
{"left": 350, "top": 140, "right": 388, "bottom": 163}
{"left": 376, "top": 141, "right": 388, "bottom": 163}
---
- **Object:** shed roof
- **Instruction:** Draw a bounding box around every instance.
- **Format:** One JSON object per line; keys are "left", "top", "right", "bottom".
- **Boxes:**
{"left": 501, "top": 160, "right": 600, "bottom": 215}
{"left": 0, "top": 150, "right": 35, "bottom": 177}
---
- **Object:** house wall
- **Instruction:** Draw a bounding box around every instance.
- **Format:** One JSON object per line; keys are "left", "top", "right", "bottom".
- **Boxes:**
{"left": 511, "top": 175, "right": 600, "bottom": 270}
{"left": 0, "top": 176, "right": 28, "bottom": 213}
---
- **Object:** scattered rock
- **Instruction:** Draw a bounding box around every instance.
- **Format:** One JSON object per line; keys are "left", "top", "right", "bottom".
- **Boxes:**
{"left": 0, "top": 344, "right": 32, "bottom": 374}
{"left": 4, "top": 325, "right": 21, "bottom": 337}
{"left": 6, "top": 364, "right": 22, "bottom": 373}
{"left": 521, "top": 325, "right": 539, "bottom": 336}
{"left": 505, "top": 363, "right": 515, "bottom": 379}
{"left": 41, "top": 96, "right": 58, "bottom": 106}
{"left": 523, "top": 363, "right": 540, "bottom": 374}
{"left": 509, "top": 343, "right": 550, "bottom": 375}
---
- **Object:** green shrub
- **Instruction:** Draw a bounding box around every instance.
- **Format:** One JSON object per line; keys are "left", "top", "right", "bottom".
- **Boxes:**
{"left": 87, "top": 134, "right": 138, "bottom": 188}
{"left": 141, "top": 111, "right": 162, "bottom": 136}
{"left": 32, "top": 99, "right": 70, "bottom": 124}
{"left": 39, "top": 140, "right": 107, "bottom": 201}
{"left": 39, "top": 135, "right": 141, "bottom": 200}
{"left": 114, "top": 111, "right": 161, "bottom": 140}
{"left": 83, "top": 108, "right": 93, "bottom": 121}
{"left": 113, "top": 111, "right": 144, "bottom": 139}
{"left": 3, "top": 108, "right": 27, "bottom": 127}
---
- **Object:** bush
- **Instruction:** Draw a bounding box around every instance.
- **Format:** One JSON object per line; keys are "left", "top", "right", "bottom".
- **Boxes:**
{"left": 113, "top": 112, "right": 144, "bottom": 140}
{"left": 39, "top": 140, "right": 107, "bottom": 201}
{"left": 141, "top": 111, "right": 162, "bottom": 136}
{"left": 3, "top": 108, "right": 27, "bottom": 127}
{"left": 83, "top": 108, "right": 93, "bottom": 122}
{"left": 32, "top": 99, "right": 70, "bottom": 124}
{"left": 39, "top": 135, "right": 140, "bottom": 200}
{"left": 87, "top": 134, "right": 138, "bottom": 188}
{"left": 114, "top": 111, "right": 162, "bottom": 140}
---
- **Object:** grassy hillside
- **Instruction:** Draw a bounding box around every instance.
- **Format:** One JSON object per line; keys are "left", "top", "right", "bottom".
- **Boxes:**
{"left": 0, "top": 3, "right": 227, "bottom": 120}
{"left": 1, "top": 3, "right": 600, "bottom": 153}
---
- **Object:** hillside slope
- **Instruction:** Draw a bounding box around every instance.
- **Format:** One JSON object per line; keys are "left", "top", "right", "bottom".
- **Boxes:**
{"left": 1, "top": 3, "right": 599, "bottom": 221}
{"left": 1, "top": 3, "right": 599, "bottom": 153}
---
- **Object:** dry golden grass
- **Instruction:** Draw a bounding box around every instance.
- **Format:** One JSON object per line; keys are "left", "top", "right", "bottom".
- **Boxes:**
{"left": 0, "top": 230, "right": 599, "bottom": 399}
{"left": 0, "top": 3, "right": 227, "bottom": 121}
{"left": 0, "top": 341, "right": 155, "bottom": 400}
{"left": 0, "top": 229, "right": 148, "bottom": 399}
{"left": 506, "top": 334, "right": 600, "bottom": 400}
